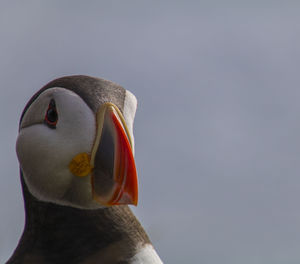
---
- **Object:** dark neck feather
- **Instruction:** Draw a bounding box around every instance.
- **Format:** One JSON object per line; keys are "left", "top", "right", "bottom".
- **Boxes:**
{"left": 7, "top": 174, "right": 150, "bottom": 264}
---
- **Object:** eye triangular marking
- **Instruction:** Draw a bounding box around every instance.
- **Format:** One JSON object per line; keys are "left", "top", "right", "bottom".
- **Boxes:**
{"left": 44, "top": 99, "right": 58, "bottom": 128}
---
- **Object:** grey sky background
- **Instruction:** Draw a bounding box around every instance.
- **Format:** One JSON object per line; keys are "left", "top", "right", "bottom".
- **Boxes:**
{"left": 1, "top": 1, "right": 300, "bottom": 263}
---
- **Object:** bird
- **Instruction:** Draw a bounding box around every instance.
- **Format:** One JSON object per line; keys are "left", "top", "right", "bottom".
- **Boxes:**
{"left": 7, "top": 75, "right": 163, "bottom": 264}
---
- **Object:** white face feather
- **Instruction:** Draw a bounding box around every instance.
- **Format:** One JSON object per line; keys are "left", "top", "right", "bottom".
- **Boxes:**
{"left": 16, "top": 88, "right": 98, "bottom": 208}
{"left": 130, "top": 244, "right": 163, "bottom": 264}
{"left": 16, "top": 87, "right": 138, "bottom": 209}
{"left": 123, "top": 90, "right": 137, "bottom": 156}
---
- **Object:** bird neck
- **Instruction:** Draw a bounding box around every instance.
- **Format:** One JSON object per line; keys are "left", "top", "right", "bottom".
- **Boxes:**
{"left": 8, "top": 173, "right": 150, "bottom": 263}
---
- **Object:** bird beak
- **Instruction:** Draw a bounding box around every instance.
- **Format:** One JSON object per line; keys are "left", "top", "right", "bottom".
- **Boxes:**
{"left": 89, "top": 102, "right": 138, "bottom": 206}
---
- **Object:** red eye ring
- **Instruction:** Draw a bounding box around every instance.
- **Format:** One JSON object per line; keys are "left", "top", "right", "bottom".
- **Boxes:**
{"left": 44, "top": 99, "right": 58, "bottom": 128}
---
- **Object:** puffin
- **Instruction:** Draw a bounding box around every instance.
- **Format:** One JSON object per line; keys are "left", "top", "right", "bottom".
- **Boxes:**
{"left": 7, "top": 75, "right": 163, "bottom": 264}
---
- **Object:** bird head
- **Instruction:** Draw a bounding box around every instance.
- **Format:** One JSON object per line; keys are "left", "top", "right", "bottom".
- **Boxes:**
{"left": 16, "top": 76, "right": 138, "bottom": 209}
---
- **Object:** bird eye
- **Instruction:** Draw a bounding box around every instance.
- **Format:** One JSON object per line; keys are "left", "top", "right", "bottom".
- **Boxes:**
{"left": 45, "top": 99, "right": 58, "bottom": 128}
